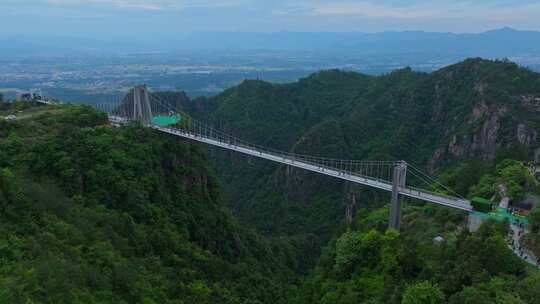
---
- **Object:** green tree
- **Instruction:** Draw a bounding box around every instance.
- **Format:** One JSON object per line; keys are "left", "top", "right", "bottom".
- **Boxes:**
{"left": 439, "top": 160, "right": 491, "bottom": 197}
{"left": 448, "top": 287, "right": 490, "bottom": 304}
{"left": 0, "top": 104, "right": 303, "bottom": 304}
{"left": 469, "top": 174, "right": 496, "bottom": 199}
{"left": 496, "top": 160, "right": 531, "bottom": 201}
{"left": 334, "top": 231, "right": 363, "bottom": 275}
{"left": 401, "top": 282, "right": 444, "bottom": 304}
{"left": 334, "top": 229, "right": 398, "bottom": 277}
{"left": 468, "top": 159, "right": 534, "bottom": 201}
{"left": 529, "top": 207, "right": 540, "bottom": 233}
{"left": 517, "top": 272, "right": 540, "bottom": 303}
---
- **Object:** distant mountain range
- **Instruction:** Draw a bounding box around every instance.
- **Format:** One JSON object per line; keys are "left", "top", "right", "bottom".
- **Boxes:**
{"left": 175, "top": 27, "right": 540, "bottom": 56}
{"left": 1, "top": 27, "right": 540, "bottom": 57}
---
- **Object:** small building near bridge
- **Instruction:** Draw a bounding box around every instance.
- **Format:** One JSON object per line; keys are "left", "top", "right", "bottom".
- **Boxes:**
{"left": 471, "top": 197, "right": 493, "bottom": 213}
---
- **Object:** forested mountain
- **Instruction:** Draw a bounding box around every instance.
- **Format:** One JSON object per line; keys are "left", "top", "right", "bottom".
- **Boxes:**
{"left": 0, "top": 105, "right": 308, "bottom": 303}
{"left": 179, "top": 58, "right": 540, "bottom": 238}
{"left": 178, "top": 58, "right": 540, "bottom": 303}
{"left": 2, "top": 58, "right": 540, "bottom": 303}
{"left": 195, "top": 58, "right": 540, "bottom": 167}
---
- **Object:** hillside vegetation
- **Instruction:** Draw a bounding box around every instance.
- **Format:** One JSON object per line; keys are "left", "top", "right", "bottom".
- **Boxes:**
{"left": 2, "top": 59, "right": 540, "bottom": 303}
{"left": 0, "top": 105, "right": 306, "bottom": 303}
{"left": 179, "top": 59, "right": 540, "bottom": 239}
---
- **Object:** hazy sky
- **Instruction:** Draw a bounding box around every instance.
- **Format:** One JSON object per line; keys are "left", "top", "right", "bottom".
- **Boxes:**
{"left": 2, "top": 0, "right": 540, "bottom": 37}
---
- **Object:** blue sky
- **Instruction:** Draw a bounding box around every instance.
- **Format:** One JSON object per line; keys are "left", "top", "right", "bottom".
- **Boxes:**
{"left": 2, "top": 0, "right": 540, "bottom": 37}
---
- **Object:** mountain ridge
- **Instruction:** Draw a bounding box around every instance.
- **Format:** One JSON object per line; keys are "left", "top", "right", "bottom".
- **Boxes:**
{"left": 175, "top": 58, "right": 540, "bottom": 238}
{"left": 2, "top": 28, "right": 540, "bottom": 55}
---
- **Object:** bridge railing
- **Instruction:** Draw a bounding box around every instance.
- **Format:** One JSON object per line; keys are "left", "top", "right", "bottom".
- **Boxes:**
{"left": 105, "top": 96, "right": 399, "bottom": 182}
{"left": 160, "top": 118, "right": 472, "bottom": 210}
{"left": 401, "top": 185, "right": 472, "bottom": 210}
{"left": 106, "top": 94, "right": 472, "bottom": 211}
{"left": 109, "top": 115, "right": 397, "bottom": 182}
{"left": 178, "top": 117, "right": 398, "bottom": 181}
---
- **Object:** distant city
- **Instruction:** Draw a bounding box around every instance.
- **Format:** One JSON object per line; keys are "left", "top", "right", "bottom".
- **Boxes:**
{"left": 2, "top": 28, "right": 540, "bottom": 103}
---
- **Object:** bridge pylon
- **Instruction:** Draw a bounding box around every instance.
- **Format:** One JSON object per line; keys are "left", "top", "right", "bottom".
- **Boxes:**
{"left": 389, "top": 161, "right": 407, "bottom": 230}
{"left": 131, "top": 85, "right": 153, "bottom": 124}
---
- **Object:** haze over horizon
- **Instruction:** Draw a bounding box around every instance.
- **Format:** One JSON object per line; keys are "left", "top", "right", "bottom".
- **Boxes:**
{"left": 3, "top": 1, "right": 540, "bottom": 102}
{"left": 2, "top": 0, "right": 540, "bottom": 39}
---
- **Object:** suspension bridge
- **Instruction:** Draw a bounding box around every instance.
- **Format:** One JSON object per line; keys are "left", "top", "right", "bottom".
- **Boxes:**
{"left": 90, "top": 85, "right": 473, "bottom": 230}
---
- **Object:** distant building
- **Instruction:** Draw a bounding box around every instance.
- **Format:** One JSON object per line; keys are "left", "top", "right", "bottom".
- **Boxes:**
{"left": 17, "top": 89, "right": 43, "bottom": 102}
{"left": 19, "top": 93, "right": 33, "bottom": 101}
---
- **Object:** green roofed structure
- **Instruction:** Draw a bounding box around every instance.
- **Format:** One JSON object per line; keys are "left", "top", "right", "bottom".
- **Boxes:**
{"left": 152, "top": 115, "right": 181, "bottom": 126}
{"left": 472, "top": 207, "right": 529, "bottom": 225}
{"left": 470, "top": 196, "right": 529, "bottom": 226}
{"left": 471, "top": 197, "right": 493, "bottom": 213}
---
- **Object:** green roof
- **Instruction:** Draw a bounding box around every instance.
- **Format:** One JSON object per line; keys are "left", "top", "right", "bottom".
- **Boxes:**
{"left": 472, "top": 207, "right": 529, "bottom": 226}
{"left": 471, "top": 197, "right": 492, "bottom": 205}
{"left": 152, "top": 115, "right": 180, "bottom": 126}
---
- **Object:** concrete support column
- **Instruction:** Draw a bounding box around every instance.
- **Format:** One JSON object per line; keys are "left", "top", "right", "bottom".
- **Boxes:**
{"left": 389, "top": 161, "right": 407, "bottom": 230}
{"left": 141, "top": 86, "right": 152, "bottom": 124}
{"left": 131, "top": 85, "right": 153, "bottom": 124}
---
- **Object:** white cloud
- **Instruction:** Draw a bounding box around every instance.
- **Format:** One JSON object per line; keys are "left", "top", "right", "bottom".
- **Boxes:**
{"left": 3, "top": 0, "right": 540, "bottom": 33}
{"left": 307, "top": 0, "right": 540, "bottom": 21}
{"left": 310, "top": 2, "right": 435, "bottom": 18}
{"left": 44, "top": 0, "right": 245, "bottom": 11}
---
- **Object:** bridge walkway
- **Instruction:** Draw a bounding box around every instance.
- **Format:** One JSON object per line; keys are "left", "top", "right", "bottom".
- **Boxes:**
{"left": 109, "top": 115, "right": 472, "bottom": 212}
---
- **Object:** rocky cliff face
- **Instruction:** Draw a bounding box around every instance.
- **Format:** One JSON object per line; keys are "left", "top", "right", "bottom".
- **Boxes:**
{"left": 421, "top": 59, "right": 540, "bottom": 171}
{"left": 431, "top": 103, "right": 504, "bottom": 165}
{"left": 429, "top": 93, "right": 540, "bottom": 171}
